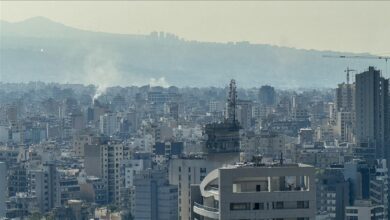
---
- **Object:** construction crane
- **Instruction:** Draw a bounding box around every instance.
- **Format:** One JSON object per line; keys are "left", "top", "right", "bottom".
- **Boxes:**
{"left": 323, "top": 54, "right": 390, "bottom": 76}
{"left": 344, "top": 67, "right": 356, "bottom": 84}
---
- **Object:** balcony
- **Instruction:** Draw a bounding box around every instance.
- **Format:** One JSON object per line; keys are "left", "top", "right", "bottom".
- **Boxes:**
{"left": 193, "top": 202, "right": 219, "bottom": 219}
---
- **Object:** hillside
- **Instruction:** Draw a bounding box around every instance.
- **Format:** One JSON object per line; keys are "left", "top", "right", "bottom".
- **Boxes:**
{"left": 0, "top": 17, "right": 384, "bottom": 88}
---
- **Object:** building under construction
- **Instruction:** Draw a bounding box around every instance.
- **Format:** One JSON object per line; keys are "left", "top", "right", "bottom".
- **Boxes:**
{"left": 205, "top": 79, "right": 241, "bottom": 154}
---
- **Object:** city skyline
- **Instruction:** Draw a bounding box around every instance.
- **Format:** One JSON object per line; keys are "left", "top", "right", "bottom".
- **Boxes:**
{"left": 1, "top": 2, "right": 390, "bottom": 219}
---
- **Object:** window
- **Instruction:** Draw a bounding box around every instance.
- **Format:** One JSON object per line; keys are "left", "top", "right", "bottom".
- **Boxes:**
{"left": 230, "top": 203, "right": 250, "bottom": 211}
{"left": 297, "top": 201, "right": 309, "bottom": 209}
{"left": 253, "top": 203, "right": 264, "bottom": 210}
{"left": 256, "top": 185, "right": 261, "bottom": 192}
{"left": 273, "top": 202, "right": 284, "bottom": 209}
{"left": 346, "top": 209, "right": 358, "bottom": 214}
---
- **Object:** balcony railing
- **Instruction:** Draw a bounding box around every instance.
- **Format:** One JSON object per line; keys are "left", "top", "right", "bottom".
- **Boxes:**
{"left": 193, "top": 202, "right": 219, "bottom": 219}
{"left": 194, "top": 202, "right": 219, "bottom": 212}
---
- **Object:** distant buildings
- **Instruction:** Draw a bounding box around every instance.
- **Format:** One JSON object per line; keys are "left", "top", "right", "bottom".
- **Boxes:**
{"left": 258, "top": 85, "right": 276, "bottom": 107}
{"left": 0, "top": 162, "right": 6, "bottom": 217}
{"left": 1, "top": 71, "right": 390, "bottom": 220}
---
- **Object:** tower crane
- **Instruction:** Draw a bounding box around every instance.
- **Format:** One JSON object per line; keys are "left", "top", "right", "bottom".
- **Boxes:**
{"left": 323, "top": 54, "right": 390, "bottom": 76}
{"left": 344, "top": 67, "right": 356, "bottom": 84}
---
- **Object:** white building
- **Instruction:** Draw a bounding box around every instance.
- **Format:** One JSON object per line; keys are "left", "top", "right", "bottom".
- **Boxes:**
{"left": 190, "top": 162, "right": 316, "bottom": 220}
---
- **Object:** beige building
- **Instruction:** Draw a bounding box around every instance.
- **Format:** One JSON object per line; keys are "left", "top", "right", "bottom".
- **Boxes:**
{"left": 191, "top": 162, "right": 316, "bottom": 220}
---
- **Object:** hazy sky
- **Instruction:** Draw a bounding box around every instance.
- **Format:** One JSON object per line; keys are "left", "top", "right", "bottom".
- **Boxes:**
{"left": 1, "top": 1, "right": 390, "bottom": 55}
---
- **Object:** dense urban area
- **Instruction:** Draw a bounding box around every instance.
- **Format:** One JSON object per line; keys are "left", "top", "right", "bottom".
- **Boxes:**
{"left": 0, "top": 66, "right": 388, "bottom": 220}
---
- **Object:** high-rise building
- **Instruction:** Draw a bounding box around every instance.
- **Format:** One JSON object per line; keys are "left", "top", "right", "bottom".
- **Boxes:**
{"left": 99, "top": 113, "right": 118, "bottom": 136}
{"left": 133, "top": 169, "right": 178, "bottom": 220}
{"left": 336, "top": 111, "right": 354, "bottom": 143}
{"left": 236, "top": 100, "right": 253, "bottom": 130}
{"left": 169, "top": 80, "right": 242, "bottom": 220}
{"left": 205, "top": 79, "right": 240, "bottom": 154}
{"left": 355, "top": 66, "right": 389, "bottom": 164}
{"left": 8, "top": 164, "right": 28, "bottom": 197}
{"left": 27, "top": 163, "right": 58, "bottom": 213}
{"left": 72, "top": 131, "right": 99, "bottom": 157}
{"left": 0, "top": 162, "right": 6, "bottom": 217}
{"left": 169, "top": 156, "right": 233, "bottom": 220}
{"left": 258, "top": 85, "right": 276, "bottom": 107}
{"left": 190, "top": 162, "right": 316, "bottom": 220}
{"left": 370, "top": 159, "right": 389, "bottom": 219}
{"left": 336, "top": 82, "right": 355, "bottom": 112}
{"left": 317, "top": 165, "right": 350, "bottom": 220}
{"left": 84, "top": 141, "right": 124, "bottom": 205}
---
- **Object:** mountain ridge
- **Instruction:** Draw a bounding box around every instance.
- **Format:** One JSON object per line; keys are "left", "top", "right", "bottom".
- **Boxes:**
{"left": 0, "top": 16, "right": 385, "bottom": 88}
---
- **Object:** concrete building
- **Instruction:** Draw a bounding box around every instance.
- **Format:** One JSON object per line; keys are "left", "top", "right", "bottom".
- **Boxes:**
{"left": 344, "top": 160, "right": 371, "bottom": 202}
{"left": 8, "top": 164, "right": 28, "bottom": 197}
{"left": 336, "top": 82, "right": 355, "bottom": 112}
{"left": 236, "top": 100, "right": 253, "bottom": 130}
{"left": 0, "top": 162, "right": 6, "bottom": 217}
{"left": 99, "top": 113, "right": 118, "bottom": 136}
{"left": 317, "top": 165, "right": 350, "bottom": 220}
{"left": 335, "top": 111, "right": 354, "bottom": 143}
{"left": 169, "top": 79, "right": 242, "bottom": 220}
{"left": 120, "top": 158, "right": 152, "bottom": 209}
{"left": 346, "top": 200, "right": 384, "bottom": 220}
{"left": 299, "top": 128, "right": 314, "bottom": 145}
{"left": 370, "top": 159, "right": 389, "bottom": 219}
{"left": 5, "top": 193, "right": 38, "bottom": 219}
{"left": 191, "top": 161, "right": 316, "bottom": 220}
{"left": 355, "top": 66, "right": 389, "bottom": 163}
{"left": 84, "top": 141, "right": 124, "bottom": 205}
{"left": 27, "top": 163, "right": 58, "bottom": 213}
{"left": 57, "top": 170, "right": 80, "bottom": 206}
{"left": 258, "top": 85, "right": 276, "bottom": 107}
{"left": 72, "top": 132, "right": 99, "bottom": 157}
{"left": 133, "top": 169, "right": 178, "bottom": 220}
{"left": 169, "top": 156, "right": 235, "bottom": 220}
{"left": 79, "top": 176, "right": 108, "bottom": 205}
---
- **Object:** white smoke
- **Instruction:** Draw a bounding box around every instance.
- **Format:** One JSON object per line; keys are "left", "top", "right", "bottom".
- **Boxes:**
{"left": 82, "top": 48, "right": 171, "bottom": 101}
{"left": 83, "top": 48, "right": 122, "bottom": 101}
{"left": 149, "top": 77, "right": 169, "bottom": 88}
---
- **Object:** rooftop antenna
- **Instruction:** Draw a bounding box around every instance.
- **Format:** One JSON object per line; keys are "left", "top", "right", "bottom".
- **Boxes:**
{"left": 227, "top": 79, "right": 237, "bottom": 123}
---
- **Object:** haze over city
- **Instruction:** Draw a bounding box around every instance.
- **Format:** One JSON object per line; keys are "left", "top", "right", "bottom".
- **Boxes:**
{"left": 0, "top": 2, "right": 390, "bottom": 220}
{"left": 2, "top": 1, "right": 390, "bottom": 54}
